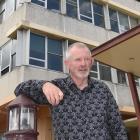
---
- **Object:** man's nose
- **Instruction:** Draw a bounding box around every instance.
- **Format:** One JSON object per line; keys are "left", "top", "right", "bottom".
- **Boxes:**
{"left": 81, "top": 59, "right": 86, "bottom": 66}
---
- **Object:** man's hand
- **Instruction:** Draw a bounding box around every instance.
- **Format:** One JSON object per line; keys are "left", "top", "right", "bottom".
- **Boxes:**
{"left": 42, "top": 82, "right": 64, "bottom": 106}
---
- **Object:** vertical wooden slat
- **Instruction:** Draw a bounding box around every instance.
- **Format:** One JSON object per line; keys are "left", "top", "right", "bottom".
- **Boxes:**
{"left": 127, "top": 72, "right": 140, "bottom": 129}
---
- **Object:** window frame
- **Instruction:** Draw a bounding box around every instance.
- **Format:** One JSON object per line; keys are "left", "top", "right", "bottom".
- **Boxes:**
{"left": 31, "top": 0, "right": 61, "bottom": 12}
{"left": 92, "top": 2, "right": 105, "bottom": 28}
{"left": 29, "top": 32, "right": 46, "bottom": 68}
{"left": 99, "top": 62, "right": 112, "bottom": 82}
{"left": 117, "top": 69, "right": 127, "bottom": 85}
{"left": 90, "top": 60, "right": 100, "bottom": 79}
{"left": 109, "top": 8, "right": 138, "bottom": 33}
{"left": 66, "top": 0, "right": 78, "bottom": 18}
{"left": 47, "top": 38, "right": 63, "bottom": 72}
{"left": 29, "top": 32, "right": 64, "bottom": 72}
{"left": 1, "top": 42, "right": 11, "bottom": 76}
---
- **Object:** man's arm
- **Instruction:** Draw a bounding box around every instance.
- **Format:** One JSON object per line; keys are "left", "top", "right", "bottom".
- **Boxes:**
{"left": 14, "top": 80, "right": 64, "bottom": 105}
{"left": 14, "top": 80, "right": 48, "bottom": 104}
{"left": 105, "top": 85, "right": 128, "bottom": 140}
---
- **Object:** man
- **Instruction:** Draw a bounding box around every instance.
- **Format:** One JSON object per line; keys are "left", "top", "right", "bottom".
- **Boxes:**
{"left": 15, "top": 42, "right": 128, "bottom": 139}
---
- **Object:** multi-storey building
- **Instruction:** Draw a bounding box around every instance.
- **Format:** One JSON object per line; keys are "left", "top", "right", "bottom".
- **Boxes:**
{"left": 0, "top": 0, "right": 140, "bottom": 139}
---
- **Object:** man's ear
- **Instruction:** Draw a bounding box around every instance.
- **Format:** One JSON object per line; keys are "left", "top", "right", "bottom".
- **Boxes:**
{"left": 64, "top": 60, "right": 69, "bottom": 69}
{"left": 64, "top": 60, "right": 70, "bottom": 73}
{"left": 91, "top": 58, "right": 94, "bottom": 65}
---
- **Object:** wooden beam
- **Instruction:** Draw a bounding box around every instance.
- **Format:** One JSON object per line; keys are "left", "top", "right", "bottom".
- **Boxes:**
{"left": 127, "top": 72, "right": 140, "bottom": 130}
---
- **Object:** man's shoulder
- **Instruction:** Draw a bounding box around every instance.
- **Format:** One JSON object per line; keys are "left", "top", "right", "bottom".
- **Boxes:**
{"left": 51, "top": 76, "right": 69, "bottom": 86}
{"left": 90, "top": 78, "right": 106, "bottom": 87}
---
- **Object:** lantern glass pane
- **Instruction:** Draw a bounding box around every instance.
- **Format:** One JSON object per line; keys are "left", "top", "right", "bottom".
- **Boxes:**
{"left": 20, "top": 107, "right": 35, "bottom": 130}
{"left": 9, "top": 108, "right": 19, "bottom": 130}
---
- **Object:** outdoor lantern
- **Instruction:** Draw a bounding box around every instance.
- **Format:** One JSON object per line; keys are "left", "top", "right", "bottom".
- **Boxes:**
{"left": 4, "top": 94, "right": 39, "bottom": 140}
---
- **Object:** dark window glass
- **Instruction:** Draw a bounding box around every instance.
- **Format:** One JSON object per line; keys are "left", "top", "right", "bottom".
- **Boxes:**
{"left": 0, "top": 0, "right": 5, "bottom": 24}
{"left": 99, "top": 63, "right": 112, "bottom": 81}
{"left": 90, "top": 72, "right": 98, "bottom": 78}
{"left": 48, "top": 39, "right": 62, "bottom": 55}
{"left": 93, "top": 3, "right": 103, "bottom": 15}
{"left": 66, "top": 0, "right": 77, "bottom": 18}
{"left": 80, "top": 16, "right": 92, "bottom": 23}
{"left": 117, "top": 70, "right": 126, "bottom": 84}
{"left": 1, "top": 67, "right": 9, "bottom": 76}
{"left": 48, "top": 38, "right": 63, "bottom": 71}
{"left": 118, "top": 12, "right": 129, "bottom": 33}
{"left": 1, "top": 44, "right": 10, "bottom": 70}
{"left": 29, "top": 59, "right": 45, "bottom": 67}
{"left": 109, "top": 9, "right": 117, "bottom": 20}
{"left": 94, "top": 14, "right": 105, "bottom": 27}
{"left": 90, "top": 61, "right": 98, "bottom": 78}
{"left": 48, "top": 54, "right": 63, "bottom": 71}
{"left": 31, "top": 0, "right": 45, "bottom": 6}
{"left": 91, "top": 60, "right": 97, "bottom": 72}
{"left": 47, "top": 0, "right": 60, "bottom": 11}
{"left": 11, "top": 53, "right": 16, "bottom": 70}
{"left": 30, "top": 33, "right": 45, "bottom": 60}
{"left": 93, "top": 3, "right": 105, "bottom": 28}
{"left": 110, "top": 20, "right": 119, "bottom": 33}
{"left": 79, "top": 0, "right": 92, "bottom": 17}
{"left": 109, "top": 9, "right": 119, "bottom": 33}
{"left": 130, "top": 17, "right": 138, "bottom": 28}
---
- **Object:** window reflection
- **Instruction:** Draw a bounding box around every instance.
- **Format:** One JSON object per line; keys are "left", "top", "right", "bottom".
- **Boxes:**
{"left": 20, "top": 107, "right": 34, "bottom": 130}
{"left": 99, "top": 63, "right": 112, "bottom": 82}
{"left": 48, "top": 38, "right": 63, "bottom": 71}
{"left": 66, "top": 0, "right": 78, "bottom": 18}
{"left": 117, "top": 69, "right": 127, "bottom": 84}
{"left": 47, "top": 0, "right": 61, "bottom": 11}
{"left": 9, "top": 108, "right": 19, "bottom": 131}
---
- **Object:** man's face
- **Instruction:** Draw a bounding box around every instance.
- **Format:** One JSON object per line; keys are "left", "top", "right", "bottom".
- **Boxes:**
{"left": 65, "top": 47, "right": 93, "bottom": 79}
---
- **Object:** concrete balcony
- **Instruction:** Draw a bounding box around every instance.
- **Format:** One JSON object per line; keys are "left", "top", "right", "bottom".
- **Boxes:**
{"left": 0, "top": 65, "right": 138, "bottom": 112}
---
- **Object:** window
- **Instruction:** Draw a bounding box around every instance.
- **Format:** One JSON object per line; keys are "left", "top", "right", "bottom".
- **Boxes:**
{"left": 31, "top": 0, "right": 45, "bottom": 7}
{"left": 11, "top": 53, "right": 16, "bottom": 70}
{"left": 79, "top": 1, "right": 105, "bottom": 28}
{"left": 1, "top": 43, "right": 10, "bottom": 76}
{"left": 134, "top": 76, "right": 140, "bottom": 86}
{"left": 117, "top": 69, "right": 127, "bottom": 84}
{"left": 29, "top": 33, "right": 45, "bottom": 67}
{"left": 29, "top": 33, "right": 63, "bottom": 72}
{"left": 47, "top": 0, "right": 61, "bottom": 11}
{"left": 31, "top": 0, "right": 61, "bottom": 11}
{"left": 79, "top": 0, "right": 92, "bottom": 23}
{"left": 0, "top": 0, "right": 5, "bottom": 24}
{"left": 90, "top": 60, "right": 98, "bottom": 79}
{"left": 0, "top": 40, "right": 17, "bottom": 76}
{"left": 130, "top": 17, "right": 138, "bottom": 28}
{"left": 11, "top": 39, "right": 17, "bottom": 71}
{"left": 66, "top": 0, "right": 78, "bottom": 18}
{"left": 109, "top": 9, "right": 119, "bottom": 33}
{"left": 48, "top": 38, "right": 63, "bottom": 71}
{"left": 99, "top": 63, "right": 112, "bottom": 81}
{"left": 93, "top": 2, "right": 105, "bottom": 28}
{"left": 109, "top": 8, "right": 138, "bottom": 33}
{"left": 118, "top": 12, "right": 130, "bottom": 33}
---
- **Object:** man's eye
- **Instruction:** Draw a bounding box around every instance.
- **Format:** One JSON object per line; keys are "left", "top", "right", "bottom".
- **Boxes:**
{"left": 75, "top": 58, "right": 81, "bottom": 61}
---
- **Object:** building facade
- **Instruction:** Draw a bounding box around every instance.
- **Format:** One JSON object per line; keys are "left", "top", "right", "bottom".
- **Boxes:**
{"left": 0, "top": 0, "right": 140, "bottom": 139}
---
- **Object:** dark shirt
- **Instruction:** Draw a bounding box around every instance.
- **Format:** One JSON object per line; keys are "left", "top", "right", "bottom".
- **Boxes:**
{"left": 14, "top": 76, "right": 128, "bottom": 140}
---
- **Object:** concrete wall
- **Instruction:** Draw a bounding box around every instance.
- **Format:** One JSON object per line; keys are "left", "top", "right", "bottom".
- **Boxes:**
{"left": 0, "top": 66, "right": 67, "bottom": 104}
{"left": 1, "top": 65, "right": 139, "bottom": 109}
{"left": 24, "top": 3, "right": 118, "bottom": 45}
{"left": 112, "top": 0, "right": 140, "bottom": 12}
{"left": 0, "top": 3, "right": 26, "bottom": 47}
